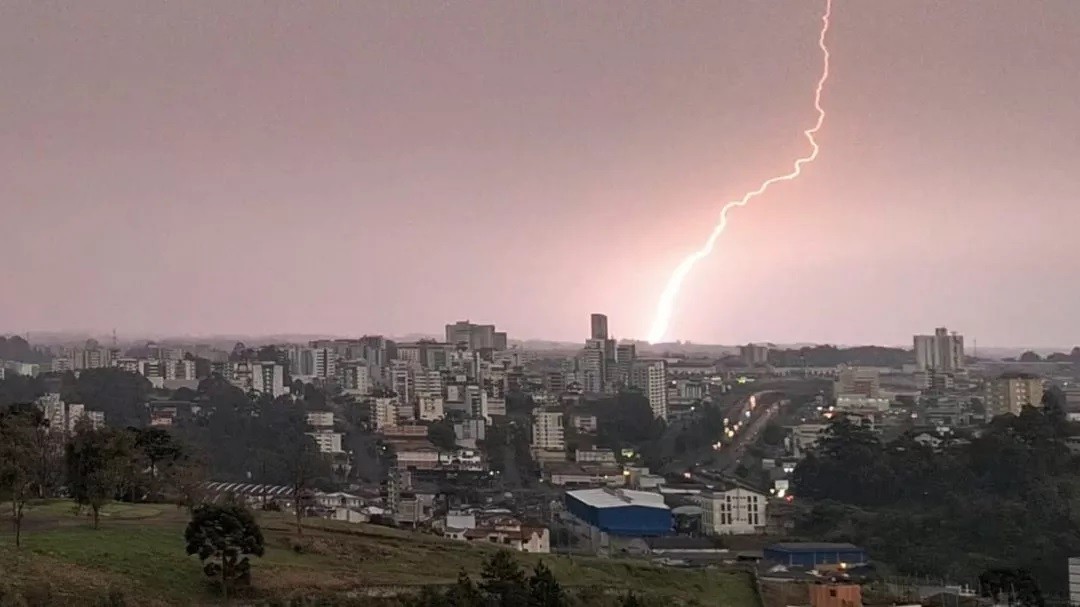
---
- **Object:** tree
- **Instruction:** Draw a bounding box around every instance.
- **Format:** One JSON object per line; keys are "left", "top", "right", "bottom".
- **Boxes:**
{"left": 979, "top": 568, "right": 1044, "bottom": 607}
{"left": 0, "top": 405, "right": 42, "bottom": 547}
{"left": 65, "top": 422, "right": 136, "bottom": 528}
{"left": 133, "top": 427, "right": 184, "bottom": 481}
{"left": 480, "top": 551, "right": 529, "bottom": 607}
{"left": 185, "top": 503, "right": 265, "bottom": 603}
{"left": 427, "top": 419, "right": 458, "bottom": 451}
{"left": 528, "top": 561, "right": 567, "bottom": 607}
{"left": 443, "top": 570, "right": 485, "bottom": 607}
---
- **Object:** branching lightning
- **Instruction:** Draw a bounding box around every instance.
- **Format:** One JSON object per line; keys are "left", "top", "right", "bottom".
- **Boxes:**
{"left": 646, "top": 0, "right": 834, "bottom": 344}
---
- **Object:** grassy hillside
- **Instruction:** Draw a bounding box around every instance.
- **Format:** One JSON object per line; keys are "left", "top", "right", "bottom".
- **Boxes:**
{"left": 0, "top": 500, "right": 759, "bottom": 606}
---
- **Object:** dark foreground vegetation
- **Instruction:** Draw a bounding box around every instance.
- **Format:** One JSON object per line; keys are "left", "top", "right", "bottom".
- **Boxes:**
{"left": 794, "top": 392, "right": 1080, "bottom": 597}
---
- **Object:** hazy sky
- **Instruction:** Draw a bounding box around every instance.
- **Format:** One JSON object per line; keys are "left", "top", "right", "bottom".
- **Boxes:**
{"left": 3, "top": 1, "right": 1079, "bottom": 346}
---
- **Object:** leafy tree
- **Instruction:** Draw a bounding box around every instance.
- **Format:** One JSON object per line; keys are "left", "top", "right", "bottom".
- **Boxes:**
{"left": 979, "top": 568, "right": 1044, "bottom": 607}
{"left": 65, "top": 422, "right": 136, "bottom": 528}
{"left": 68, "top": 368, "right": 153, "bottom": 427}
{"left": 760, "top": 422, "right": 786, "bottom": 447}
{"left": 444, "top": 570, "right": 485, "bottom": 607}
{"left": 527, "top": 561, "right": 567, "bottom": 607}
{"left": 184, "top": 503, "right": 265, "bottom": 603}
{"left": 480, "top": 551, "right": 529, "bottom": 607}
{"left": 0, "top": 405, "right": 44, "bottom": 546}
{"left": 133, "top": 427, "right": 184, "bottom": 480}
{"left": 427, "top": 418, "right": 458, "bottom": 451}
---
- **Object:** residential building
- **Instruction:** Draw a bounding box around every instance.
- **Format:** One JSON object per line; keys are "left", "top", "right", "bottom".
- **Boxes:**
{"left": 371, "top": 397, "right": 399, "bottom": 431}
{"left": 532, "top": 409, "right": 565, "bottom": 452}
{"left": 251, "top": 362, "right": 286, "bottom": 397}
{"left": 418, "top": 395, "right": 444, "bottom": 421}
{"left": 445, "top": 321, "right": 505, "bottom": 351}
{"left": 693, "top": 486, "right": 767, "bottom": 535}
{"left": 393, "top": 443, "right": 440, "bottom": 470}
{"left": 307, "top": 430, "right": 344, "bottom": 454}
{"left": 575, "top": 449, "right": 616, "bottom": 464}
{"left": 834, "top": 366, "right": 880, "bottom": 398}
{"left": 454, "top": 418, "right": 486, "bottom": 449}
{"left": 312, "top": 347, "right": 337, "bottom": 380}
{"left": 464, "top": 383, "right": 488, "bottom": 420}
{"left": 1069, "top": 557, "right": 1080, "bottom": 607}
{"left": 986, "top": 373, "right": 1044, "bottom": 417}
{"left": 339, "top": 361, "right": 371, "bottom": 396}
{"left": 413, "top": 369, "right": 443, "bottom": 397}
{"left": 914, "top": 327, "right": 965, "bottom": 373}
{"left": 590, "top": 313, "right": 609, "bottom": 340}
{"left": 739, "top": 344, "right": 770, "bottom": 367}
{"left": 306, "top": 411, "right": 334, "bottom": 428}
{"left": 630, "top": 359, "right": 668, "bottom": 419}
{"left": 572, "top": 414, "right": 598, "bottom": 433}
{"left": 462, "top": 520, "right": 550, "bottom": 553}
{"left": 579, "top": 345, "right": 605, "bottom": 393}
{"left": 792, "top": 423, "right": 829, "bottom": 457}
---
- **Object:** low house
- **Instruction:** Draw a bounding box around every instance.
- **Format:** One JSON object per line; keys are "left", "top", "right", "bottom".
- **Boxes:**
{"left": 461, "top": 518, "right": 550, "bottom": 554}
{"left": 544, "top": 462, "right": 624, "bottom": 487}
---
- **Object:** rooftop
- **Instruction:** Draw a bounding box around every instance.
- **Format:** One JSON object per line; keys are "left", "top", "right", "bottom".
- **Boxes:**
{"left": 567, "top": 488, "right": 669, "bottom": 510}
{"left": 766, "top": 542, "right": 864, "bottom": 553}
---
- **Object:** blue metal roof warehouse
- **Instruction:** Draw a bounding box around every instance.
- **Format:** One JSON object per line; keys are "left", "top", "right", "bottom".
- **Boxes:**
{"left": 763, "top": 543, "right": 868, "bottom": 568}
{"left": 565, "top": 488, "right": 672, "bottom": 537}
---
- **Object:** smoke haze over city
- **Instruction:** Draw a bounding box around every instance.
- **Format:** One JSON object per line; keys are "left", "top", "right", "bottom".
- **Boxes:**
{"left": 3, "top": 1, "right": 1079, "bottom": 345}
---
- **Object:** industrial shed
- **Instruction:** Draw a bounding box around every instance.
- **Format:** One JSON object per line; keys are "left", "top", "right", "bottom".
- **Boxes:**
{"left": 565, "top": 488, "right": 672, "bottom": 537}
{"left": 763, "top": 542, "right": 868, "bottom": 568}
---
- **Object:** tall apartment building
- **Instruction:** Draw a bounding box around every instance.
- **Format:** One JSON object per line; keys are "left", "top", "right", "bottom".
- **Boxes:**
{"left": 914, "top": 327, "right": 965, "bottom": 372}
{"left": 579, "top": 344, "right": 605, "bottom": 393}
{"left": 339, "top": 361, "right": 372, "bottom": 395}
{"left": 287, "top": 346, "right": 316, "bottom": 377}
{"left": 445, "top": 321, "right": 507, "bottom": 351}
{"left": 590, "top": 313, "right": 609, "bottom": 340}
{"left": 986, "top": 373, "right": 1044, "bottom": 417}
{"left": 833, "top": 366, "right": 881, "bottom": 398}
{"left": 531, "top": 409, "right": 565, "bottom": 451}
{"left": 739, "top": 344, "right": 770, "bottom": 367}
{"left": 388, "top": 361, "right": 414, "bottom": 403}
{"left": 251, "top": 362, "right": 286, "bottom": 397}
{"left": 413, "top": 369, "right": 444, "bottom": 397}
{"left": 631, "top": 359, "right": 668, "bottom": 420}
{"left": 371, "top": 397, "right": 399, "bottom": 431}
{"left": 312, "top": 347, "right": 337, "bottom": 380}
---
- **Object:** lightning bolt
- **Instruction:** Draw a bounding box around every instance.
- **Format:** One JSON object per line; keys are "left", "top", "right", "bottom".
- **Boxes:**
{"left": 646, "top": 0, "right": 834, "bottom": 344}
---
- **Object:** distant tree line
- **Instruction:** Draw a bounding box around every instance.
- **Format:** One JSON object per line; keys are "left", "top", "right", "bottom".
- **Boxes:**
{"left": 766, "top": 345, "right": 913, "bottom": 368}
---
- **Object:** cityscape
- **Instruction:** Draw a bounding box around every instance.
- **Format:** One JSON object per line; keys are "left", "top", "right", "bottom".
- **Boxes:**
{"left": 3, "top": 316, "right": 1080, "bottom": 605}
{"left": 3, "top": 0, "right": 1080, "bottom": 605}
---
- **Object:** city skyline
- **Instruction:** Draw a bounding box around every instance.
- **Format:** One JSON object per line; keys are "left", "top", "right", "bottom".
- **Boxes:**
{"left": 3, "top": 1, "right": 1080, "bottom": 345}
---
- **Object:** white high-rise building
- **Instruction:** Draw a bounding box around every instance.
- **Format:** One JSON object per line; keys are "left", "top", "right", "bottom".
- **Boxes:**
{"left": 251, "top": 362, "right": 286, "bottom": 397}
{"left": 531, "top": 410, "right": 565, "bottom": 451}
{"left": 339, "top": 362, "right": 372, "bottom": 396}
{"left": 579, "top": 347, "right": 604, "bottom": 393}
{"left": 371, "top": 397, "right": 399, "bottom": 431}
{"left": 313, "top": 348, "right": 337, "bottom": 380}
{"left": 413, "top": 369, "right": 444, "bottom": 398}
{"left": 913, "top": 327, "right": 964, "bottom": 372}
{"left": 631, "top": 359, "right": 668, "bottom": 420}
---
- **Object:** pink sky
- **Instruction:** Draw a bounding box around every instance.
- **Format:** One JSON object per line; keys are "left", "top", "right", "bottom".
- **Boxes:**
{"left": 2, "top": 1, "right": 1079, "bottom": 345}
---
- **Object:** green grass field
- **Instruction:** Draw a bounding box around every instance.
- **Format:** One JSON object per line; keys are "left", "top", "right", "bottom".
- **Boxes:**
{"left": 0, "top": 500, "right": 759, "bottom": 606}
